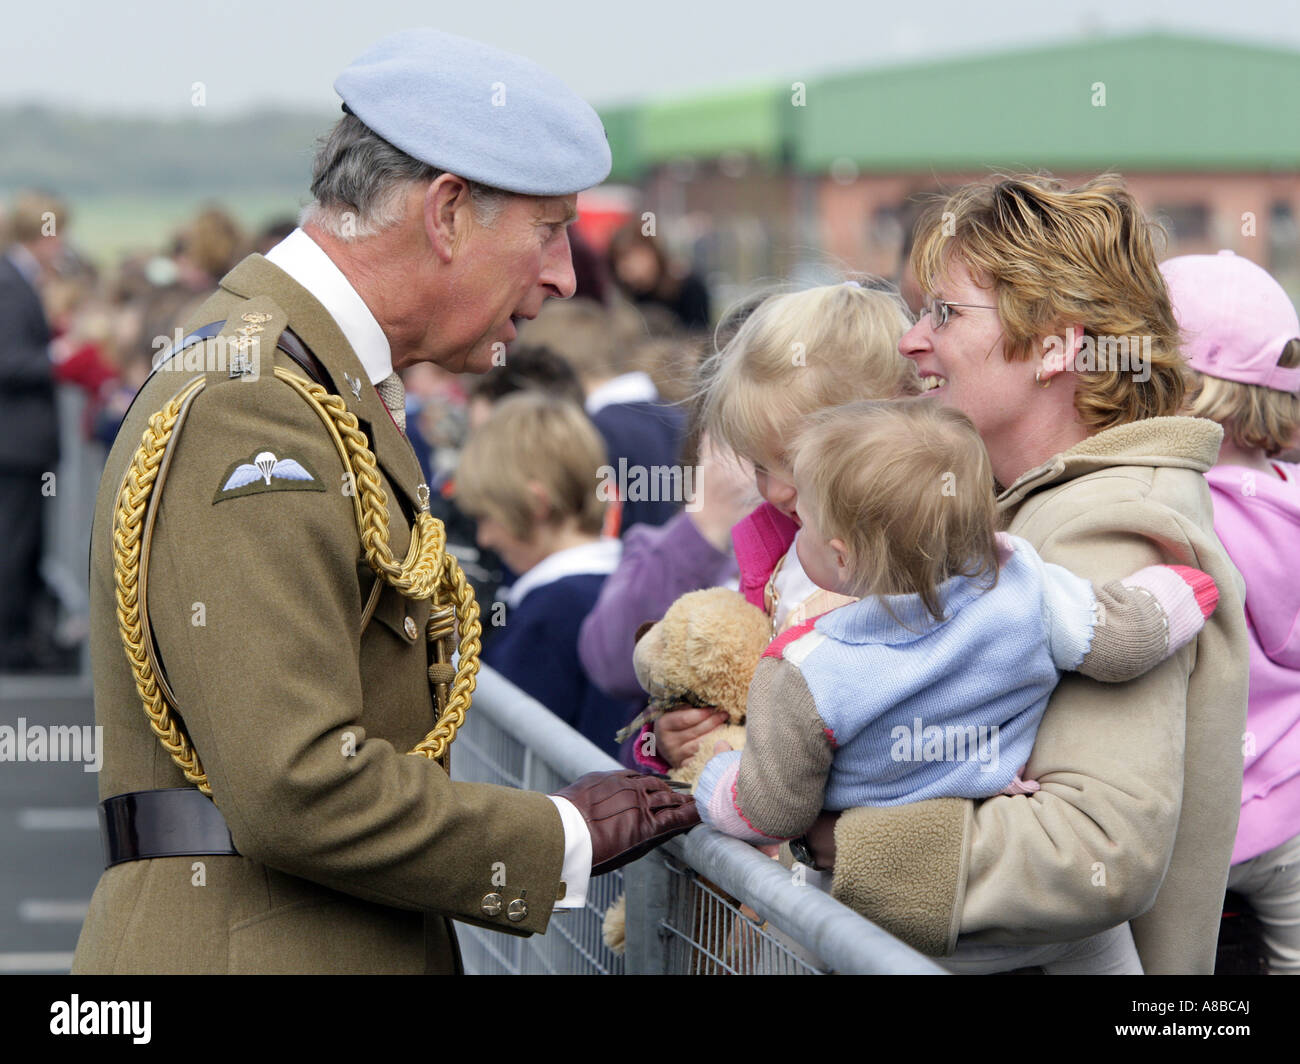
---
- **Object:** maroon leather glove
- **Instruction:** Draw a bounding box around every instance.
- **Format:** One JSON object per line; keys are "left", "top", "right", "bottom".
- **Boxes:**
{"left": 552, "top": 770, "right": 699, "bottom": 875}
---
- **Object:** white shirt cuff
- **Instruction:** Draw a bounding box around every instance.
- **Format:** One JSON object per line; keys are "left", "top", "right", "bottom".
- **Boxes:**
{"left": 547, "top": 795, "right": 592, "bottom": 909}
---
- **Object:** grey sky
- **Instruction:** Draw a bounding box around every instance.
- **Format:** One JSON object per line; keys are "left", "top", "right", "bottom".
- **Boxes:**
{"left": 5, "top": 0, "right": 1298, "bottom": 115}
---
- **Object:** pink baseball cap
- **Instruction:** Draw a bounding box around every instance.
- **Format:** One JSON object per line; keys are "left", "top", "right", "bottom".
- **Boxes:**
{"left": 1160, "top": 250, "right": 1300, "bottom": 394}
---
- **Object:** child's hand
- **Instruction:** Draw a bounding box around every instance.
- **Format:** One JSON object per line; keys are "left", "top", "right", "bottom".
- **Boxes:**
{"left": 689, "top": 432, "right": 761, "bottom": 552}
{"left": 712, "top": 739, "right": 734, "bottom": 756}
{"left": 1080, "top": 565, "right": 1219, "bottom": 683}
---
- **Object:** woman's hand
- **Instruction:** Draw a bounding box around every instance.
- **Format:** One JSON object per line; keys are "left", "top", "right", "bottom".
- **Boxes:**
{"left": 653, "top": 705, "right": 728, "bottom": 768}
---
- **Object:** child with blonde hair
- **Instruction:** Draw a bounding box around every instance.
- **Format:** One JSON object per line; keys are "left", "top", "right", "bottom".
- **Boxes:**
{"left": 1163, "top": 250, "right": 1300, "bottom": 974}
{"left": 702, "top": 282, "right": 926, "bottom": 625}
{"left": 627, "top": 281, "right": 923, "bottom": 773}
{"left": 696, "top": 398, "right": 1221, "bottom": 973}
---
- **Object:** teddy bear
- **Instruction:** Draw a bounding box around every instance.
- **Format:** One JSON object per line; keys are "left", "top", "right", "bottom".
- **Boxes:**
{"left": 602, "top": 587, "right": 773, "bottom": 953}
{"left": 626, "top": 586, "right": 772, "bottom": 782}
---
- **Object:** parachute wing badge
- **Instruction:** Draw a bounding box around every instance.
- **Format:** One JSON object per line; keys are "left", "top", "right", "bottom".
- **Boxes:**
{"left": 213, "top": 449, "right": 327, "bottom": 503}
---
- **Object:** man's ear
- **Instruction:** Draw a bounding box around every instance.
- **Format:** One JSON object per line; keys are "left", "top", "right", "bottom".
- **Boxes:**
{"left": 424, "top": 173, "right": 474, "bottom": 263}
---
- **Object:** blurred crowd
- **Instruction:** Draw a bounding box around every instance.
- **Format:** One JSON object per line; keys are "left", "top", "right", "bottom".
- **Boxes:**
{"left": 0, "top": 192, "right": 298, "bottom": 672}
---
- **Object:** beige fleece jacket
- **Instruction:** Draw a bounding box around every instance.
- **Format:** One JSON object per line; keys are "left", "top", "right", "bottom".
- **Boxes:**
{"left": 830, "top": 416, "right": 1249, "bottom": 974}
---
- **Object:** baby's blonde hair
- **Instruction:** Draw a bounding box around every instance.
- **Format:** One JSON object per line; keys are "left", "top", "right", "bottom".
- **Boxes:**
{"left": 697, "top": 282, "right": 919, "bottom": 471}
{"left": 455, "top": 392, "right": 608, "bottom": 539}
{"left": 791, "top": 399, "right": 1000, "bottom": 624}
{"left": 1185, "top": 340, "right": 1300, "bottom": 457}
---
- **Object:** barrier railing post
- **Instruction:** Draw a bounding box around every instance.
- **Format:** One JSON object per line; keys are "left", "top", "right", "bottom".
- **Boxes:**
{"left": 622, "top": 852, "right": 672, "bottom": 974}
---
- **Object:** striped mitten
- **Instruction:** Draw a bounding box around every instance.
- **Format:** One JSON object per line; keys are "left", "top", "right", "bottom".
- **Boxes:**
{"left": 1078, "top": 565, "right": 1218, "bottom": 683}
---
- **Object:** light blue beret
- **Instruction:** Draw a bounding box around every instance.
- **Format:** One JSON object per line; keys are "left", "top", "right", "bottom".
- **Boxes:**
{"left": 335, "top": 28, "right": 611, "bottom": 197}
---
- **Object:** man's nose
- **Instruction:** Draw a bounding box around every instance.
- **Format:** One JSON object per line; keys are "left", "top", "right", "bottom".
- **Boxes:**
{"left": 542, "top": 231, "right": 577, "bottom": 300}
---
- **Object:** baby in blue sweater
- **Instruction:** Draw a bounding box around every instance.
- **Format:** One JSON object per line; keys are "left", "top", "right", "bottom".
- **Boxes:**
{"left": 695, "top": 398, "right": 1219, "bottom": 974}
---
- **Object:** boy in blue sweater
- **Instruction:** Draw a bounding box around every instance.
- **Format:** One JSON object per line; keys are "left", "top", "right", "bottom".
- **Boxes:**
{"left": 695, "top": 399, "right": 1219, "bottom": 973}
{"left": 455, "top": 393, "right": 640, "bottom": 758}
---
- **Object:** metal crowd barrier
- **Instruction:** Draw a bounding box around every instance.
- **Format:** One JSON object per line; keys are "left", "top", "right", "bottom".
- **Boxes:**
{"left": 452, "top": 666, "right": 946, "bottom": 975}
{"left": 44, "top": 385, "right": 104, "bottom": 677}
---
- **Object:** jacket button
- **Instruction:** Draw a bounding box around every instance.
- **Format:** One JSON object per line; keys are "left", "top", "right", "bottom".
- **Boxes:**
{"left": 507, "top": 898, "right": 528, "bottom": 922}
{"left": 403, "top": 616, "right": 418, "bottom": 640}
{"left": 481, "top": 893, "right": 502, "bottom": 917}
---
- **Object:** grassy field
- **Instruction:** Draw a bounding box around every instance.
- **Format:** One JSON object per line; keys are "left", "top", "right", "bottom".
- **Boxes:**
{"left": 67, "top": 189, "right": 307, "bottom": 269}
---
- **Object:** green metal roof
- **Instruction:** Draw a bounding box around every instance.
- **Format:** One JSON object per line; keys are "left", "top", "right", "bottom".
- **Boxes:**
{"left": 600, "top": 33, "right": 1300, "bottom": 177}
{"left": 796, "top": 32, "right": 1300, "bottom": 173}
{"left": 640, "top": 85, "right": 788, "bottom": 161}
{"left": 599, "top": 84, "right": 790, "bottom": 179}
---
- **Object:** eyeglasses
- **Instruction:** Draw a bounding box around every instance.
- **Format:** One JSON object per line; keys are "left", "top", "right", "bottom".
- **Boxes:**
{"left": 921, "top": 296, "right": 998, "bottom": 331}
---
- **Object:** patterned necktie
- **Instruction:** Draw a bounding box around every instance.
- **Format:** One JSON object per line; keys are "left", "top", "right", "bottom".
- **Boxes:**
{"left": 375, "top": 371, "right": 406, "bottom": 434}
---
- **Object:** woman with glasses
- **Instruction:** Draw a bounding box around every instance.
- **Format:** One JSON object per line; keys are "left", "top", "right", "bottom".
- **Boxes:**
{"left": 804, "top": 174, "right": 1249, "bottom": 975}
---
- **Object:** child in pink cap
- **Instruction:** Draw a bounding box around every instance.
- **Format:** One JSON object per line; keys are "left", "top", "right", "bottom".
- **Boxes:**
{"left": 1163, "top": 249, "right": 1300, "bottom": 974}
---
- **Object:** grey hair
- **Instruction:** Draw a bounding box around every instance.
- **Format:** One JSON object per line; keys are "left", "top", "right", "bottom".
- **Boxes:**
{"left": 301, "top": 113, "right": 511, "bottom": 240}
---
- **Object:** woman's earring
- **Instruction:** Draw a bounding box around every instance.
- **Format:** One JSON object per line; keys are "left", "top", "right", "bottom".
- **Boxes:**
{"left": 1035, "top": 368, "right": 1053, "bottom": 389}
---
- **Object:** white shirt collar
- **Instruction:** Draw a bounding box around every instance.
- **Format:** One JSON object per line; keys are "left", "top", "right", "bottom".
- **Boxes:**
{"left": 503, "top": 537, "right": 623, "bottom": 609}
{"left": 585, "top": 371, "right": 659, "bottom": 416}
{"left": 264, "top": 228, "right": 394, "bottom": 386}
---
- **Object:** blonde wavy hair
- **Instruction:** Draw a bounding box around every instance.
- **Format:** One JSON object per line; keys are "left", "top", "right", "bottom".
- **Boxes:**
{"left": 697, "top": 282, "right": 919, "bottom": 471}
{"left": 791, "top": 398, "right": 1000, "bottom": 624}
{"left": 1186, "top": 340, "right": 1300, "bottom": 457}
{"left": 911, "top": 173, "right": 1186, "bottom": 432}
{"left": 455, "top": 392, "right": 608, "bottom": 539}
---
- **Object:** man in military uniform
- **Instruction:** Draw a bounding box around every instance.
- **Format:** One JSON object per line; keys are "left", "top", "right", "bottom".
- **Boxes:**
{"left": 73, "top": 29, "right": 695, "bottom": 974}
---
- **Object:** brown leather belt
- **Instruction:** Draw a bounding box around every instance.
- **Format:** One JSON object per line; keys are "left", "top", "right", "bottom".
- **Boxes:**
{"left": 100, "top": 788, "right": 239, "bottom": 867}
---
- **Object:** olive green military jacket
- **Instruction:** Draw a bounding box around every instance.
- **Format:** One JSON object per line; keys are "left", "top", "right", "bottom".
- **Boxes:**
{"left": 72, "top": 255, "right": 567, "bottom": 974}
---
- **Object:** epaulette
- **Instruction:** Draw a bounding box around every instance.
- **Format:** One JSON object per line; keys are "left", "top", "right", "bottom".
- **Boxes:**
{"left": 147, "top": 297, "right": 326, "bottom": 393}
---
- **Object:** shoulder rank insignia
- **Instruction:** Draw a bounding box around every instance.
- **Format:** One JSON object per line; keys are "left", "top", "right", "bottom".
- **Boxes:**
{"left": 213, "top": 449, "right": 326, "bottom": 504}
